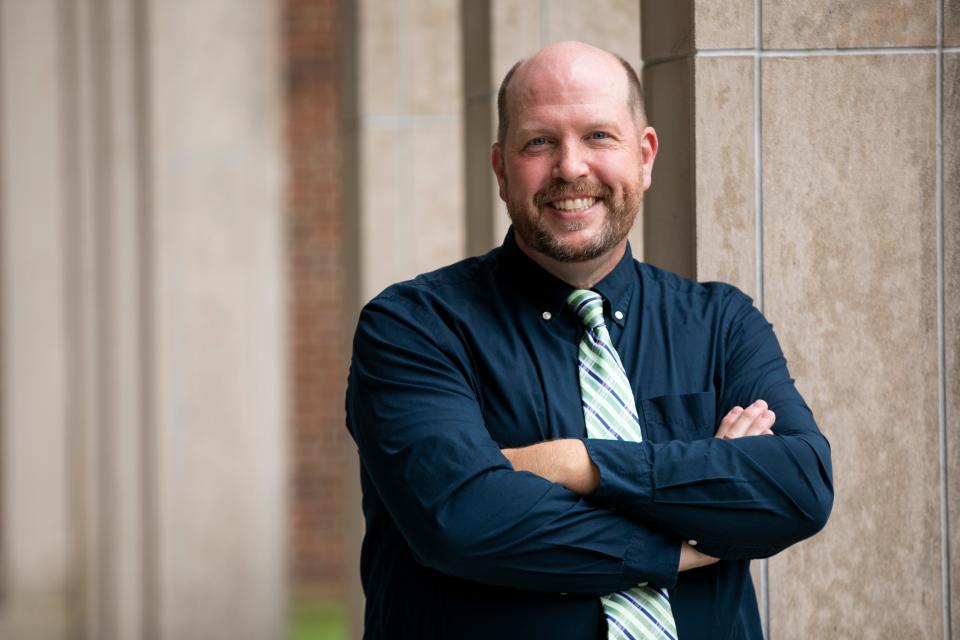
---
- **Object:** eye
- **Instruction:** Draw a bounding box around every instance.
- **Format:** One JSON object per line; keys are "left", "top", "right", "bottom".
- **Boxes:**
{"left": 588, "top": 131, "right": 610, "bottom": 140}
{"left": 526, "top": 136, "right": 549, "bottom": 147}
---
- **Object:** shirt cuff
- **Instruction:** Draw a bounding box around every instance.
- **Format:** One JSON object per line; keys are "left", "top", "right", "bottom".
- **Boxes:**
{"left": 619, "top": 521, "right": 681, "bottom": 590}
{"left": 580, "top": 437, "right": 654, "bottom": 508}
{"left": 580, "top": 437, "right": 679, "bottom": 588}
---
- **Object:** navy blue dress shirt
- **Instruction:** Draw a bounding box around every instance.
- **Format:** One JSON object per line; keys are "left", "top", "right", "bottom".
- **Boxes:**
{"left": 346, "top": 229, "right": 833, "bottom": 639}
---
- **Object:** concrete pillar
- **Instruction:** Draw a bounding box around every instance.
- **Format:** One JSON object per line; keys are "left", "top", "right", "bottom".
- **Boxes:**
{"left": 340, "top": 1, "right": 465, "bottom": 636}
{"left": 148, "top": 1, "right": 287, "bottom": 638}
{"left": 0, "top": 1, "right": 72, "bottom": 637}
{"left": 343, "top": 0, "right": 465, "bottom": 304}
{"left": 0, "top": 1, "right": 287, "bottom": 638}
{"left": 641, "top": 1, "right": 956, "bottom": 637}
{"left": 641, "top": 0, "right": 757, "bottom": 290}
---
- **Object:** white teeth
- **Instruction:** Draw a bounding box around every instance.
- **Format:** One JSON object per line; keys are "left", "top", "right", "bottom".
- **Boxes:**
{"left": 552, "top": 197, "right": 596, "bottom": 211}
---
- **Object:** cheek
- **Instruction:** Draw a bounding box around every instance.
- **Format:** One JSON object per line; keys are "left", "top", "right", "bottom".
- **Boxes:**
{"left": 508, "top": 159, "right": 549, "bottom": 192}
{"left": 597, "top": 159, "right": 642, "bottom": 192}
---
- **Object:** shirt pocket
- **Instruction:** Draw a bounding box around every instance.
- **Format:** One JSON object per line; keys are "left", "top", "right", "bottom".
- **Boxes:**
{"left": 639, "top": 390, "right": 717, "bottom": 442}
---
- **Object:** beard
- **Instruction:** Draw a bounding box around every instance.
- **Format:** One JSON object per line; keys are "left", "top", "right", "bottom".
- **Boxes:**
{"left": 504, "top": 177, "right": 642, "bottom": 263}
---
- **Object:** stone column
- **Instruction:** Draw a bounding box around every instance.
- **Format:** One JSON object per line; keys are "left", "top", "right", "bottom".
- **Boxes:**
{"left": 642, "top": 1, "right": 757, "bottom": 290}
{"left": 148, "top": 1, "right": 287, "bottom": 638}
{"left": 641, "top": 1, "right": 958, "bottom": 637}
{"left": 342, "top": 0, "right": 465, "bottom": 305}
{"left": 0, "top": 1, "right": 72, "bottom": 637}
{"left": 0, "top": 0, "right": 288, "bottom": 638}
{"left": 340, "top": 1, "right": 465, "bottom": 636}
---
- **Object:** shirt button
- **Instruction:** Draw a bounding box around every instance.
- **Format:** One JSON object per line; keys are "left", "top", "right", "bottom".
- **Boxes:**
{"left": 542, "top": 311, "right": 552, "bottom": 321}
{"left": 689, "top": 539, "right": 698, "bottom": 546}
{"left": 614, "top": 310, "right": 624, "bottom": 320}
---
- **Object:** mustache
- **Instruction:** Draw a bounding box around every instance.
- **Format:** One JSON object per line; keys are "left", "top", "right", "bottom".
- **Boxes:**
{"left": 533, "top": 180, "right": 612, "bottom": 208}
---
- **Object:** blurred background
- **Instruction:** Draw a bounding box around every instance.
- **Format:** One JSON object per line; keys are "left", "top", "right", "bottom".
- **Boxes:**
{"left": 0, "top": 0, "right": 957, "bottom": 639}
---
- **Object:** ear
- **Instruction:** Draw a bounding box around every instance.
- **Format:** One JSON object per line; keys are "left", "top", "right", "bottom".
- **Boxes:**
{"left": 639, "top": 126, "right": 659, "bottom": 192}
{"left": 491, "top": 143, "right": 508, "bottom": 202}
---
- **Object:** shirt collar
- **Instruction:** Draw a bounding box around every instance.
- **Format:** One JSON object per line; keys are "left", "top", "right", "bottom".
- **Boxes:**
{"left": 495, "top": 227, "right": 636, "bottom": 327}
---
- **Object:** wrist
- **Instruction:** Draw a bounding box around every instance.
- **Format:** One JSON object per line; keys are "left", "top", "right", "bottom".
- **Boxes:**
{"left": 678, "top": 541, "right": 719, "bottom": 571}
{"left": 563, "top": 439, "right": 600, "bottom": 495}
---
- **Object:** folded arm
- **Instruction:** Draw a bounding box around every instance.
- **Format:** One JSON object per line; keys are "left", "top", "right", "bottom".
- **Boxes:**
{"left": 347, "top": 293, "right": 688, "bottom": 594}
{"left": 502, "top": 400, "right": 776, "bottom": 496}
{"left": 505, "top": 294, "right": 834, "bottom": 561}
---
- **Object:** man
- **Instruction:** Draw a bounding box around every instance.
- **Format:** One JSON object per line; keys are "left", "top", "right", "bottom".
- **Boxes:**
{"left": 346, "top": 41, "right": 832, "bottom": 639}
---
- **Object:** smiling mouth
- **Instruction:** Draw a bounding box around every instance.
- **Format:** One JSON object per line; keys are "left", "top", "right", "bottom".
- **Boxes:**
{"left": 550, "top": 197, "right": 597, "bottom": 212}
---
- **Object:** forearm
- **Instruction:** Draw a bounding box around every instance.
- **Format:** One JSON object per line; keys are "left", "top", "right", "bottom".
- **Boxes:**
{"left": 503, "top": 441, "right": 722, "bottom": 574}
{"left": 502, "top": 401, "right": 776, "bottom": 496}
{"left": 359, "top": 444, "right": 680, "bottom": 593}
{"left": 585, "top": 430, "right": 833, "bottom": 559}
{"left": 502, "top": 439, "right": 600, "bottom": 495}
{"left": 504, "top": 397, "right": 830, "bottom": 561}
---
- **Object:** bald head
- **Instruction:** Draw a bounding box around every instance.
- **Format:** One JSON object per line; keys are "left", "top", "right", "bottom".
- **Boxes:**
{"left": 496, "top": 41, "right": 646, "bottom": 147}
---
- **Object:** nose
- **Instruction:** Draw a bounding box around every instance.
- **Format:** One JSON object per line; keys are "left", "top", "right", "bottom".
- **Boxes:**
{"left": 553, "top": 141, "right": 589, "bottom": 182}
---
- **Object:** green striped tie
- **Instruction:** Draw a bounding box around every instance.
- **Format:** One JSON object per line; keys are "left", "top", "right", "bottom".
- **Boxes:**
{"left": 567, "top": 289, "right": 678, "bottom": 640}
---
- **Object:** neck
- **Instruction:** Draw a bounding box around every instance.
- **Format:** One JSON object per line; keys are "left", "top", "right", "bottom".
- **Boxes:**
{"left": 515, "top": 232, "right": 627, "bottom": 289}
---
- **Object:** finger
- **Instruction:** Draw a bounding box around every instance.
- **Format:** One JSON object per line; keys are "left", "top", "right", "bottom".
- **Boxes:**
{"left": 724, "top": 399, "right": 767, "bottom": 439}
{"left": 714, "top": 406, "right": 743, "bottom": 438}
{"left": 742, "top": 409, "right": 776, "bottom": 436}
{"left": 726, "top": 401, "right": 764, "bottom": 437}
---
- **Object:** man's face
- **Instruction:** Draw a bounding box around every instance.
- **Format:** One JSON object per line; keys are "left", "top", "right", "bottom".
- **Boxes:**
{"left": 492, "top": 55, "right": 656, "bottom": 263}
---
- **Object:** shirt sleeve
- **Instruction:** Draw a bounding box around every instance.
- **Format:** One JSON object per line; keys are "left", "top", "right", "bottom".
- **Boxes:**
{"left": 582, "top": 290, "right": 834, "bottom": 560}
{"left": 347, "top": 291, "right": 681, "bottom": 593}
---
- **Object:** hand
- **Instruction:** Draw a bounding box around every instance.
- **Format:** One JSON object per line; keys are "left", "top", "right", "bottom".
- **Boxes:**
{"left": 678, "top": 541, "right": 719, "bottom": 571}
{"left": 502, "top": 439, "right": 600, "bottom": 496}
{"left": 714, "top": 399, "right": 775, "bottom": 440}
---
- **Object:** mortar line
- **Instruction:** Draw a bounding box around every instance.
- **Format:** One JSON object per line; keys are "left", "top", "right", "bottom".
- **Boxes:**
{"left": 643, "top": 46, "right": 960, "bottom": 68}
{"left": 364, "top": 114, "right": 460, "bottom": 126}
{"left": 754, "top": 0, "right": 769, "bottom": 636}
{"left": 936, "top": 0, "right": 951, "bottom": 637}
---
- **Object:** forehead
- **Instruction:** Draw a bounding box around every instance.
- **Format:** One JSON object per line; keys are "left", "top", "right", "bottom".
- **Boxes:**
{"left": 508, "top": 54, "right": 631, "bottom": 126}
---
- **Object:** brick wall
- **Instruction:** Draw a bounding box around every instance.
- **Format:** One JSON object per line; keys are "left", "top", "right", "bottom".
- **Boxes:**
{"left": 283, "top": 0, "right": 346, "bottom": 597}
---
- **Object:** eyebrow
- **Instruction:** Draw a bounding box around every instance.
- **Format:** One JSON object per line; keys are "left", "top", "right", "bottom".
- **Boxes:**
{"left": 513, "top": 119, "right": 626, "bottom": 140}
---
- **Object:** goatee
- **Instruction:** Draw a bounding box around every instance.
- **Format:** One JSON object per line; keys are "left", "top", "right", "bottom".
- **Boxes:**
{"left": 506, "top": 178, "right": 640, "bottom": 263}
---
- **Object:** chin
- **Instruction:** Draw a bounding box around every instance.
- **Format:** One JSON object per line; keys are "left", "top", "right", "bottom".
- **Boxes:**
{"left": 553, "top": 231, "right": 599, "bottom": 252}
{"left": 547, "top": 216, "right": 601, "bottom": 237}
{"left": 539, "top": 230, "right": 617, "bottom": 263}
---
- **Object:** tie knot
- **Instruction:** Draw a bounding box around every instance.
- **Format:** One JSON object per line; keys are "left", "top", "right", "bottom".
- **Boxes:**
{"left": 566, "top": 289, "right": 606, "bottom": 330}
